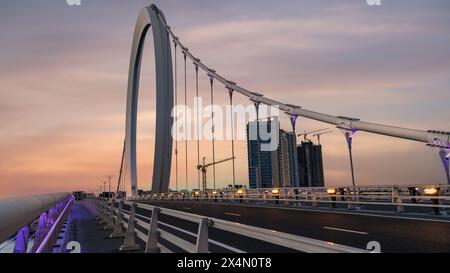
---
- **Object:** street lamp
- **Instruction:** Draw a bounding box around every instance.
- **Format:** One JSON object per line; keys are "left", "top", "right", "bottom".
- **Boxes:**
{"left": 327, "top": 188, "right": 337, "bottom": 208}
{"left": 424, "top": 186, "right": 440, "bottom": 215}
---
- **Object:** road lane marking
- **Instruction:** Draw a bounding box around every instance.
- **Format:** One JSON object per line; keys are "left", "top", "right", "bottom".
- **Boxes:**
{"left": 182, "top": 207, "right": 191, "bottom": 210}
{"left": 225, "top": 213, "right": 241, "bottom": 217}
{"left": 324, "top": 226, "right": 368, "bottom": 235}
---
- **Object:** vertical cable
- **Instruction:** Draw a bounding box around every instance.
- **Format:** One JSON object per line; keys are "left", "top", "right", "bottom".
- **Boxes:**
{"left": 195, "top": 65, "right": 201, "bottom": 190}
{"left": 210, "top": 76, "right": 216, "bottom": 190}
{"left": 173, "top": 41, "right": 178, "bottom": 192}
{"left": 184, "top": 52, "right": 188, "bottom": 192}
{"left": 254, "top": 102, "right": 261, "bottom": 189}
{"left": 228, "top": 89, "right": 236, "bottom": 189}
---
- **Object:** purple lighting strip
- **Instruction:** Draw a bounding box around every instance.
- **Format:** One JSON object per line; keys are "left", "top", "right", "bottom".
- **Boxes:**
{"left": 13, "top": 195, "right": 74, "bottom": 253}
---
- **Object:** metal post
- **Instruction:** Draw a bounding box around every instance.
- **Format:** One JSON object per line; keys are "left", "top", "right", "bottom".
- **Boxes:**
{"left": 439, "top": 149, "right": 450, "bottom": 185}
{"left": 311, "top": 191, "right": 317, "bottom": 208}
{"left": 196, "top": 218, "right": 209, "bottom": 253}
{"left": 31, "top": 213, "right": 47, "bottom": 253}
{"left": 228, "top": 88, "right": 237, "bottom": 190}
{"left": 120, "top": 203, "right": 141, "bottom": 251}
{"left": 184, "top": 52, "right": 189, "bottom": 192}
{"left": 254, "top": 101, "right": 262, "bottom": 190}
{"left": 110, "top": 201, "right": 125, "bottom": 238}
{"left": 103, "top": 200, "right": 115, "bottom": 230}
{"left": 13, "top": 226, "right": 30, "bottom": 253}
{"left": 394, "top": 187, "right": 404, "bottom": 213}
{"left": 145, "top": 207, "right": 160, "bottom": 253}
{"left": 209, "top": 75, "right": 216, "bottom": 190}
{"left": 345, "top": 131, "right": 356, "bottom": 188}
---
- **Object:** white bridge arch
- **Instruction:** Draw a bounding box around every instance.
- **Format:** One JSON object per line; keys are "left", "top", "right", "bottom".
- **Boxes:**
{"left": 125, "top": 5, "right": 173, "bottom": 197}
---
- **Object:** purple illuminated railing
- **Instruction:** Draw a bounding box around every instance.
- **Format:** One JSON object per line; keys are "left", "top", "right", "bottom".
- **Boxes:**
{"left": 0, "top": 193, "right": 74, "bottom": 253}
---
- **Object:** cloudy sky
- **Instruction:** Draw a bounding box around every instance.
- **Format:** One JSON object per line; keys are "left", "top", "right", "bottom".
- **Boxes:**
{"left": 1, "top": 0, "right": 449, "bottom": 197}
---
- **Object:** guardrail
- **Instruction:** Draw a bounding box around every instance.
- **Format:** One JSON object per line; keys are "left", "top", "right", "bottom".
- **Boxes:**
{"left": 0, "top": 193, "right": 74, "bottom": 253}
{"left": 89, "top": 198, "right": 368, "bottom": 253}
{"left": 132, "top": 184, "right": 450, "bottom": 215}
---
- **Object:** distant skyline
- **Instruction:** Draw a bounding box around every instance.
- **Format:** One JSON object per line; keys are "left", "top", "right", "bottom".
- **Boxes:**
{"left": 1, "top": 0, "right": 450, "bottom": 197}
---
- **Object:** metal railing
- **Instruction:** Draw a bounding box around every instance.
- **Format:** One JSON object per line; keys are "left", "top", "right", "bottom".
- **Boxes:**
{"left": 0, "top": 193, "right": 74, "bottom": 253}
{"left": 132, "top": 184, "right": 450, "bottom": 215}
{"left": 90, "top": 198, "right": 367, "bottom": 253}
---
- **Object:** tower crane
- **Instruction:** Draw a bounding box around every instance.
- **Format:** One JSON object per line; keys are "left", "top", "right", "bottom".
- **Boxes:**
{"left": 197, "top": 156, "right": 236, "bottom": 191}
{"left": 313, "top": 130, "right": 333, "bottom": 145}
{"left": 298, "top": 128, "right": 330, "bottom": 142}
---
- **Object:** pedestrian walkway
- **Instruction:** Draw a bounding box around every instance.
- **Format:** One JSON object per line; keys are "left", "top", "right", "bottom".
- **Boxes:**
{"left": 68, "top": 201, "right": 142, "bottom": 253}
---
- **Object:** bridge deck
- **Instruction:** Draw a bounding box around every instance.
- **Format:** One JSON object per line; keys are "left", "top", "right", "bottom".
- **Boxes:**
{"left": 68, "top": 201, "right": 143, "bottom": 253}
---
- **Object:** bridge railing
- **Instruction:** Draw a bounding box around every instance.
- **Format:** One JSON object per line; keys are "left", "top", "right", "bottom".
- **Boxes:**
{"left": 132, "top": 184, "right": 450, "bottom": 214}
{"left": 89, "top": 198, "right": 367, "bottom": 253}
{"left": 0, "top": 193, "right": 74, "bottom": 253}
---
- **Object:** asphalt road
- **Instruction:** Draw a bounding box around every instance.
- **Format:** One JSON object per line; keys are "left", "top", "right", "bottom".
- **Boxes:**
{"left": 133, "top": 200, "right": 450, "bottom": 253}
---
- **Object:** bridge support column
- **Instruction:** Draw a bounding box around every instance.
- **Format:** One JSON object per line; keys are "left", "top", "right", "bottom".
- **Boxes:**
{"left": 110, "top": 201, "right": 125, "bottom": 238}
{"left": 196, "top": 218, "right": 210, "bottom": 253}
{"left": 145, "top": 207, "right": 160, "bottom": 253}
{"left": 120, "top": 203, "right": 141, "bottom": 251}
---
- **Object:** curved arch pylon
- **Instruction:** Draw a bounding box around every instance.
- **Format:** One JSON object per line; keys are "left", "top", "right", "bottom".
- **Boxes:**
{"left": 125, "top": 5, "right": 174, "bottom": 197}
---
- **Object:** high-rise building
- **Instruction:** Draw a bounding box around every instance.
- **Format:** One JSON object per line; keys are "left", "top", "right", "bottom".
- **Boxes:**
{"left": 247, "top": 120, "right": 299, "bottom": 189}
{"left": 297, "top": 141, "right": 325, "bottom": 187}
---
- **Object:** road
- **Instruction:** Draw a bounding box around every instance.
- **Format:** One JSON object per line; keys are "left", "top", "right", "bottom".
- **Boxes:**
{"left": 134, "top": 200, "right": 450, "bottom": 253}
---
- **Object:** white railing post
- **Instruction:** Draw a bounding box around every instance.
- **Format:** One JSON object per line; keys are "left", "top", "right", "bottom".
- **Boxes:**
{"left": 103, "top": 200, "right": 115, "bottom": 230}
{"left": 311, "top": 191, "right": 317, "bottom": 208}
{"left": 120, "top": 203, "right": 141, "bottom": 251}
{"left": 195, "top": 218, "right": 209, "bottom": 253}
{"left": 110, "top": 201, "right": 125, "bottom": 238}
{"left": 98, "top": 200, "right": 109, "bottom": 224}
{"left": 393, "top": 187, "right": 405, "bottom": 213}
{"left": 145, "top": 207, "right": 160, "bottom": 253}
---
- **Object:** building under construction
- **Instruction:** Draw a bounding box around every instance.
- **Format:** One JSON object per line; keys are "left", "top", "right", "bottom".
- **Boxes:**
{"left": 297, "top": 141, "right": 325, "bottom": 187}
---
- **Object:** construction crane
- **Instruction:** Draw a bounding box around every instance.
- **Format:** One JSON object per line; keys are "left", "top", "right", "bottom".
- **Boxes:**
{"left": 313, "top": 130, "right": 333, "bottom": 145}
{"left": 298, "top": 128, "right": 330, "bottom": 142}
{"left": 197, "top": 156, "right": 235, "bottom": 191}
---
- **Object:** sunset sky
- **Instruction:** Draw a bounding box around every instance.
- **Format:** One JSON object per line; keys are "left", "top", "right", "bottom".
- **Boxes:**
{"left": 1, "top": 0, "right": 450, "bottom": 198}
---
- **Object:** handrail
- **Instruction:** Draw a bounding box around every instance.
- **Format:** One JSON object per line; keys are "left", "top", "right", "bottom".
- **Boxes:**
{"left": 104, "top": 199, "right": 366, "bottom": 253}
{"left": 0, "top": 193, "right": 72, "bottom": 243}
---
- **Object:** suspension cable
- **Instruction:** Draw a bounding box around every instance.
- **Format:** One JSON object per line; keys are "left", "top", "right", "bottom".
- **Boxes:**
{"left": 210, "top": 75, "right": 216, "bottom": 190}
{"left": 184, "top": 52, "right": 188, "bottom": 192}
{"left": 116, "top": 139, "right": 126, "bottom": 195}
{"left": 173, "top": 40, "right": 178, "bottom": 192}
{"left": 195, "top": 64, "right": 200, "bottom": 190}
{"left": 254, "top": 101, "right": 261, "bottom": 190}
{"left": 228, "top": 88, "right": 236, "bottom": 189}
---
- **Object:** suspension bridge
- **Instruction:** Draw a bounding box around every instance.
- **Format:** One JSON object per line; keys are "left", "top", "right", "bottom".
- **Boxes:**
{"left": 1, "top": 3, "right": 450, "bottom": 254}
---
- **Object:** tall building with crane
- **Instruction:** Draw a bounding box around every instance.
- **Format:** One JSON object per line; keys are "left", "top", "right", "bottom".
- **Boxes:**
{"left": 296, "top": 129, "right": 330, "bottom": 187}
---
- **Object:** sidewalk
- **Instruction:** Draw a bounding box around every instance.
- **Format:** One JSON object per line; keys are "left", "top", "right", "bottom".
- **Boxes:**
{"left": 67, "top": 201, "right": 136, "bottom": 253}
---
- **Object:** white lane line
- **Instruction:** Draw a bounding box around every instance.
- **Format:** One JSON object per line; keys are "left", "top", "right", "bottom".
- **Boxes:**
{"left": 225, "top": 212, "right": 241, "bottom": 217}
{"left": 182, "top": 207, "right": 191, "bottom": 210}
{"left": 324, "top": 226, "right": 368, "bottom": 235}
